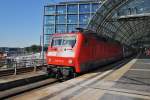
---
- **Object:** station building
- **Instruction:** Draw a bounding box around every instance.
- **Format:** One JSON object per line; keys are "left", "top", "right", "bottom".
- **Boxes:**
{"left": 44, "top": 0, "right": 101, "bottom": 45}
{"left": 0, "top": 47, "right": 25, "bottom": 57}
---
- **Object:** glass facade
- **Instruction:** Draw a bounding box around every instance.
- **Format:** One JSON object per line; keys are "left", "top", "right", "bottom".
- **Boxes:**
{"left": 79, "top": 4, "right": 90, "bottom": 13}
{"left": 68, "top": 15, "right": 78, "bottom": 24}
{"left": 44, "top": 26, "right": 55, "bottom": 35}
{"left": 56, "top": 5, "right": 66, "bottom": 14}
{"left": 79, "top": 24, "right": 87, "bottom": 28}
{"left": 56, "top": 25, "right": 66, "bottom": 33}
{"left": 68, "top": 25, "right": 78, "bottom": 32}
{"left": 79, "top": 14, "right": 90, "bottom": 24}
{"left": 44, "top": 0, "right": 101, "bottom": 45}
{"left": 68, "top": 4, "right": 78, "bottom": 14}
{"left": 45, "top": 6, "right": 55, "bottom": 15}
{"left": 56, "top": 15, "right": 66, "bottom": 24}
{"left": 45, "top": 16, "right": 55, "bottom": 25}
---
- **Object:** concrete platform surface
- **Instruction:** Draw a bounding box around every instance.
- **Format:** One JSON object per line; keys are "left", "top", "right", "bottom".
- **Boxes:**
{"left": 9, "top": 57, "right": 150, "bottom": 100}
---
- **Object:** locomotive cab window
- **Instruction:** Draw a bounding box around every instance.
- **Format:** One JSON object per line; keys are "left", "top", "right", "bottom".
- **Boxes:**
{"left": 62, "top": 36, "right": 76, "bottom": 48}
{"left": 51, "top": 37, "right": 62, "bottom": 47}
{"left": 51, "top": 36, "right": 76, "bottom": 47}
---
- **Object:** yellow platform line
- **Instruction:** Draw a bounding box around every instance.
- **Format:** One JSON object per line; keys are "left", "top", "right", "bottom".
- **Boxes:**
{"left": 102, "top": 59, "right": 137, "bottom": 82}
{"left": 108, "top": 88, "right": 150, "bottom": 100}
{"left": 129, "top": 69, "right": 150, "bottom": 72}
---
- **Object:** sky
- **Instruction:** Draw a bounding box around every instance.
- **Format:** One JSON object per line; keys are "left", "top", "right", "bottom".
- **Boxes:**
{"left": 0, "top": 0, "right": 64, "bottom": 48}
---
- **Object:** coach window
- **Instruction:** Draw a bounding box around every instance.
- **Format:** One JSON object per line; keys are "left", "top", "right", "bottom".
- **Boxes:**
{"left": 84, "top": 38, "right": 89, "bottom": 46}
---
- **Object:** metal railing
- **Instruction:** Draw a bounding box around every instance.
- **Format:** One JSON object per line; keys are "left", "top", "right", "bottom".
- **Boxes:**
{"left": 0, "top": 58, "right": 46, "bottom": 76}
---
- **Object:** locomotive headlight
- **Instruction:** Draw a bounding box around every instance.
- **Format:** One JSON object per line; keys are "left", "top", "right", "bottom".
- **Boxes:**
{"left": 68, "top": 59, "right": 73, "bottom": 64}
{"left": 49, "top": 58, "right": 52, "bottom": 62}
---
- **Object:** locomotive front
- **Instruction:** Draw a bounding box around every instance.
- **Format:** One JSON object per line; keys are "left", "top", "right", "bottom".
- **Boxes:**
{"left": 46, "top": 33, "right": 78, "bottom": 78}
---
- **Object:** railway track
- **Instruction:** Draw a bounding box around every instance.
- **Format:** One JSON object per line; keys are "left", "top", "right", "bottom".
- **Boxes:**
{"left": 0, "top": 66, "right": 45, "bottom": 77}
{"left": 0, "top": 78, "right": 58, "bottom": 99}
{"left": 0, "top": 64, "right": 58, "bottom": 99}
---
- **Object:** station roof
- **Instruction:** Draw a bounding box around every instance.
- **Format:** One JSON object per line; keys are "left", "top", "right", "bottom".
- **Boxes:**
{"left": 87, "top": 0, "right": 150, "bottom": 48}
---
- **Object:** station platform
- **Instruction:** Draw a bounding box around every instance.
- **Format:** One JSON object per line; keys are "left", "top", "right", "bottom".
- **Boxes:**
{"left": 9, "top": 56, "right": 150, "bottom": 100}
{"left": 0, "top": 71, "right": 47, "bottom": 91}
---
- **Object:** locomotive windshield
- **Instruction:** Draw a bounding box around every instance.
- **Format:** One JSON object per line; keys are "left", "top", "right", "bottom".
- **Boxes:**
{"left": 51, "top": 36, "right": 76, "bottom": 47}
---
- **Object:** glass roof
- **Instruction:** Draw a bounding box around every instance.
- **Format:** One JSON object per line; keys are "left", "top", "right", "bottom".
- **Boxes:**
{"left": 87, "top": 0, "right": 150, "bottom": 48}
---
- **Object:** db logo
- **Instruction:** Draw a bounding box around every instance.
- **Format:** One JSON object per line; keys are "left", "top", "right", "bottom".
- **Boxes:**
{"left": 55, "top": 59, "right": 64, "bottom": 63}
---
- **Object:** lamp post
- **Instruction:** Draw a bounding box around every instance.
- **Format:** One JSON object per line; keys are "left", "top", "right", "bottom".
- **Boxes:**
{"left": 42, "top": 6, "right": 46, "bottom": 65}
{"left": 40, "top": 35, "right": 42, "bottom": 57}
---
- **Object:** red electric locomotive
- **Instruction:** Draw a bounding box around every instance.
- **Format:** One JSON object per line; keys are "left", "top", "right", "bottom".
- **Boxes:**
{"left": 46, "top": 31, "right": 123, "bottom": 78}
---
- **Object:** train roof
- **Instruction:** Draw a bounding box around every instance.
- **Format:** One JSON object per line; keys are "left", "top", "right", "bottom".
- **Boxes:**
{"left": 50, "top": 32, "right": 80, "bottom": 37}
